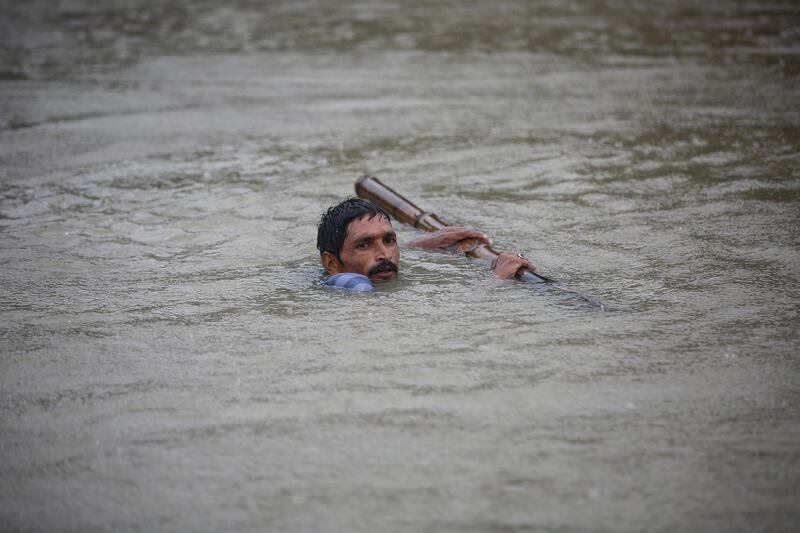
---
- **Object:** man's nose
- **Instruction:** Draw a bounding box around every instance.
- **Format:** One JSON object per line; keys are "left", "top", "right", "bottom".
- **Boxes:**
{"left": 376, "top": 241, "right": 390, "bottom": 260}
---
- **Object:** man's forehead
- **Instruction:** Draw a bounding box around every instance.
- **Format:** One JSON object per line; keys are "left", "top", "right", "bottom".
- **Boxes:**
{"left": 345, "top": 214, "right": 393, "bottom": 237}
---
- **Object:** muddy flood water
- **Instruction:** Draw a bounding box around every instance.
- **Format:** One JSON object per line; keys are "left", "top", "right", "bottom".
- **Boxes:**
{"left": 1, "top": 1, "right": 799, "bottom": 531}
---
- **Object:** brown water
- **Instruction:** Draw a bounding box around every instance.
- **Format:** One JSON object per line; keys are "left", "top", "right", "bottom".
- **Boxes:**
{"left": 1, "top": 1, "right": 799, "bottom": 531}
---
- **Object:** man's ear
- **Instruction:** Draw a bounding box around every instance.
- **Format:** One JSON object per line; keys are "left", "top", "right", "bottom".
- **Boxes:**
{"left": 321, "top": 252, "right": 342, "bottom": 275}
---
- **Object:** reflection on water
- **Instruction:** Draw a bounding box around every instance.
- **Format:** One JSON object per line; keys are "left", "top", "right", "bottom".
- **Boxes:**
{"left": 1, "top": 1, "right": 799, "bottom": 532}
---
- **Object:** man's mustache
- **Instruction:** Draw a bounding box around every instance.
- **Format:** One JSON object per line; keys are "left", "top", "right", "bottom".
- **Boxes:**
{"left": 368, "top": 260, "right": 398, "bottom": 277}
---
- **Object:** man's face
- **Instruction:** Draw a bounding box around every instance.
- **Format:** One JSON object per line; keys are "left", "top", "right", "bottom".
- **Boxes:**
{"left": 323, "top": 214, "right": 400, "bottom": 282}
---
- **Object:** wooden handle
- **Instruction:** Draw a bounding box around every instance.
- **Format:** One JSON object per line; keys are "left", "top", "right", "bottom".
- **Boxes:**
{"left": 355, "top": 175, "right": 447, "bottom": 231}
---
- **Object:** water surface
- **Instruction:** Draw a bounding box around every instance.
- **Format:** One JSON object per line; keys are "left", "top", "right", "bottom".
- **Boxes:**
{"left": 1, "top": 1, "right": 799, "bottom": 531}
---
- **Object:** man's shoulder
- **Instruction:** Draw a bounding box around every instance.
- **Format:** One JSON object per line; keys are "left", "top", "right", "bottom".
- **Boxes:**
{"left": 323, "top": 273, "right": 374, "bottom": 292}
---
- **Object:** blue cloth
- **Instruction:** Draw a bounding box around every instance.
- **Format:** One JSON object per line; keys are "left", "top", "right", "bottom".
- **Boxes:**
{"left": 323, "top": 273, "right": 374, "bottom": 292}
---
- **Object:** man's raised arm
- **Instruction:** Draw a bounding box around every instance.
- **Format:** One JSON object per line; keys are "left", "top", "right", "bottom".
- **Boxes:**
{"left": 406, "top": 227, "right": 492, "bottom": 251}
{"left": 407, "top": 227, "right": 535, "bottom": 278}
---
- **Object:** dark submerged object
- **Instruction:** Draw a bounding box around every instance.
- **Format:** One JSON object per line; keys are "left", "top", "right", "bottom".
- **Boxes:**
{"left": 355, "top": 175, "right": 610, "bottom": 310}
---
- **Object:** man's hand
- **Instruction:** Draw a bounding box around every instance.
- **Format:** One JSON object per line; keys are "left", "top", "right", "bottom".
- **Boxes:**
{"left": 491, "top": 251, "right": 535, "bottom": 279}
{"left": 407, "top": 227, "right": 493, "bottom": 251}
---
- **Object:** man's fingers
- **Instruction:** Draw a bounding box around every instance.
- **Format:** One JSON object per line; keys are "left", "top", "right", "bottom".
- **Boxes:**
{"left": 518, "top": 256, "right": 535, "bottom": 272}
{"left": 453, "top": 228, "right": 492, "bottom": 246}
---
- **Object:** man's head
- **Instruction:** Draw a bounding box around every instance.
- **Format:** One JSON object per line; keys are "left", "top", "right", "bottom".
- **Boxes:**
{"left": 317, "top": 198, "right": 399, "bottom": 282}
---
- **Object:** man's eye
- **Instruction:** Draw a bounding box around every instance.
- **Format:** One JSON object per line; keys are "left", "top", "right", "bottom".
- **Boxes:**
{"left": 385, "top": 236, "right": 396, "bottom": 244}
{"left": 356, "top": 242, "right": 369, "bottom": 249}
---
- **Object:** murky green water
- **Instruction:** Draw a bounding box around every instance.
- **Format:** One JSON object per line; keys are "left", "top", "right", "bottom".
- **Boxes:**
{"left": 2, "top": 1, "right": 799, "bottom": 531}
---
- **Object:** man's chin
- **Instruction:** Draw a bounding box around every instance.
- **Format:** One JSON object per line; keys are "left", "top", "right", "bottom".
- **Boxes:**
{"left": 370, "top": 270, "right": 397, "bottom": 282}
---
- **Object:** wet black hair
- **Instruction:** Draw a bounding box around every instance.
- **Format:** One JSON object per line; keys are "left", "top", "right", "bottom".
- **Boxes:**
{"left": 317, "top": 198, "right": 391, "bottom": 261}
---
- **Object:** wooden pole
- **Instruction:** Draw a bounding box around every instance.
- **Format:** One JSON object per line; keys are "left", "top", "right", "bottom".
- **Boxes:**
{"left": 355, "top": 175, "right": 550, "bottom": 283}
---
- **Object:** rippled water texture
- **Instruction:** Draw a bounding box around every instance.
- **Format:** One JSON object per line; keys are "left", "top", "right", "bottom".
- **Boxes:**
{"left": 1, "top": 1, "right": 799, "bottom": 531}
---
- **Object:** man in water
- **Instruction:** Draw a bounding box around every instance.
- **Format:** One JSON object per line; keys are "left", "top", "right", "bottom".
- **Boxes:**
{"left": 317, "top": 198, "right": 535, "bottom": 291}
